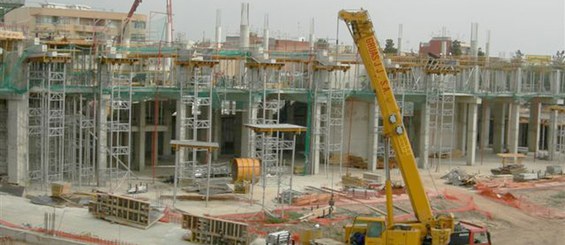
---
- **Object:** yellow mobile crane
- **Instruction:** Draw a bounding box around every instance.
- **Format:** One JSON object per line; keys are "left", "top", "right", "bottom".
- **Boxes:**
{"left": 338, "top": 10, "right": 491, "bottom": 245}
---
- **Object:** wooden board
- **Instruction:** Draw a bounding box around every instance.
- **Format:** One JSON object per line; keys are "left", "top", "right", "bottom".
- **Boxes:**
{"left": 89, "top": 192, "right": 163, "bottom": 229}
{"left": 182, "top": 213, "right": 249, "bottom": 245}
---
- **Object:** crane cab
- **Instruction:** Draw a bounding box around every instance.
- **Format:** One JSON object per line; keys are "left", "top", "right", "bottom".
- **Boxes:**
{"left": 344, "top": 217, "right": 424, "bottom": 245}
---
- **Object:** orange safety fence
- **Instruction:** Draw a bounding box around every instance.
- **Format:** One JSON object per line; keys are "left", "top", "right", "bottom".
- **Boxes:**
{"left": 476, "top": 185, "right": 565, "bottom": 219}
{"left": 159, "top": 207, "right": 183, "bottom": 224}
{"left": 393, "top": 189, "right": 493, "bottom": 221}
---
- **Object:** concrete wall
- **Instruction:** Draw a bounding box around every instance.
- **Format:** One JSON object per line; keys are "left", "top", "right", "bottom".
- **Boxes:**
{"left": 342, "top": 100, "right": 371, "bottom": 160}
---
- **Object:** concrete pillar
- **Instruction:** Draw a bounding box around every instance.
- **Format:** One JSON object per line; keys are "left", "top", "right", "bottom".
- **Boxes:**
{"left": 418, "top": 103, "right": 430, "bottom": 169}
{"left": 507, "top": 103, "right": 520, "bottom": 154}
{"left": 466, "top": 103, "right": 478, "bottom": 165}
{"left": 456, "top": 103, "right": 468, "bottom": 154}
{"left": 136, "top": 102, "right": 146, "bottom": 171}
{"left": 492, "top": 103, "right": 506, "bottom": 153}
{"left": 162, "top": 101, "right": 173, "bottom": 156}
{"left": 212, "top": 109, "right": 221, "bottom": 160}
{"left": 552, "top": 70, "right": 561, "bottom": 95}
{"left": 175, "top": 99, "right": 186, "bottom": 165}
{"left": 97, "top": 95, "right": 109, "bottom": 182}
{"left": 311, "top": 101, "right": 322, "bottom": 174}
{"left": 528, "top": 101, "right": 541, "bottom": 152}
{"left": 241, "top": 99, "right": 258, "bottom": 158}
{"left": 480, "top": 102, "right": 491, "bottom": 150}
{"left": 368, "top": 100, "right": 379, "bottom": 171}
{"left": 7, "top": 98, "right": 28, "bottom": 185}
{"left": 548, "top": 109, "right": 558, "bottom": 161}
{"left": 239, "top": 3, "right": 250, "bottom": 49}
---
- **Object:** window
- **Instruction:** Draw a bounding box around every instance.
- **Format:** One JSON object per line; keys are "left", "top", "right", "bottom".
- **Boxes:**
{"left": 133, "top": 21, "right": 146, "bottom": 29}
{"left": 473, "top": 232, "right": 489, "bottom": 244}
{"left": 366, "top": 222, "right": 385, "bottom": 238}
{"left": 130, "top": 33, "right": 145, "bottom": 42}
{"left": 36, "top": 16, "right": 52, "bottom": 24}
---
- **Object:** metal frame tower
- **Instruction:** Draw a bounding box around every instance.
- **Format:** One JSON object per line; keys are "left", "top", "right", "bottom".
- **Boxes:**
{"left": 176, "top": 59, "right": 217, "bottom": 181}
{"left": 27, "top": 59, "right": 67, "bottom": 184}
{"left": 98, "top": 58, "right": 135, "bottom": 190}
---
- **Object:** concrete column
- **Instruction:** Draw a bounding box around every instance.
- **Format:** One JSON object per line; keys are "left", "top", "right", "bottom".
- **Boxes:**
{"left": 175, "top": 99, "right": 186, "bottom": 165}
{"left": 162, "top": 101, "right": 173, "bottom": 156}
{"left": 466, "top": 103, "right": 478, "bottom": 165}
{"left": 136, "top": 102, "right": 146, "bottom": 171}
{"left": 480, "top": 102, "right": 491, "bottom": 150}
{"left": 212, "top": 109, "right": 221, "bottom": 160}
{"left": 507, "top": 103, "right": 520, "bottom": 154}
{"left": 368, "top": 100, "right": 379, "bottom": 171}
{"left": 241, "top": 100, "right": 258, "bottom": 158}
{"left": 548, "top": 109, "right": 558, "bottom": 161}
{"left": 553, "top": 70, "right": 561, "bottom": 95}
{"left": 528, "top": 101, "right": 541, "bottom": 152}
{"left": 311, "top": 101, "right": 322, "bottom": 174}
{"left": 7, "top": 98, "right": 28, "bottom": 185}
{"left": 456, "top": 103, "right": 468, "bottom": 154}
{"left": 514, "top": 68, "right": 522, "bottom": 93}
{"left": 97, "top": 95, "right": 109, "bottom": 182}
{"left": 492, "top": 103, "right": 507, "bottom": 153}
{"left": 418, "top": 103, "right": 430, "bottom": 169}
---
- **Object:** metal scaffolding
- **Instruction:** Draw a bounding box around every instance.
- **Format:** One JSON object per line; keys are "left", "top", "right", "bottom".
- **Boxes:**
{"left": 313, "top": 66, "right": 346, "bottom": 178}
{"left": 0, "top": 101, "right": 6, "bottom": 176}
{"left": 99, "top": 58, "right": 134, "bottom": 190}
{"left": 65, "top": 95, "right": 97, "bottom": 186}
{"left": 27, "top": 60, "right": 67, "bottom": 184}
{"left": 176, "top": 59, "right": 217, "bottom": 181}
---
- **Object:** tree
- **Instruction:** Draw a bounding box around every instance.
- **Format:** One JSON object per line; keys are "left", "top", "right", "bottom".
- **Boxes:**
{"left": 451, "top": 40, "right": 462, "bottom": 56}
{"left": 552, "top": 50, "right": 565, "bottom": 66}
{"left": 314, "top": 38, "right": 329, "bottom": 50}
{"left": 383, "top": 39, "right": 397, "bottom": 54}
{"left": 512, "top": 49, "right": 524, "bottom": 63}
{"left": 478, "top": 47, "right": 485, "bottom": 57}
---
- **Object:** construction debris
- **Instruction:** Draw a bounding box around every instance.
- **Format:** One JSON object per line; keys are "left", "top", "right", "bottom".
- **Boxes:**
{"left": 513, "top": 173, "right": 539, "bottom": 182}
{"left": 547, "top": 165, "right": 563, "bottom": 175}
{"left": 277, "top": 190, "right": 302, "bottom": 204}
{"left": 491, "top": 164, "right": 528, "bottom": 175}
{"left": 266, "top": 230, "right": 291, "bottom": 245}
{"left": 51, "top": 182, "right": 71, "bottom": 197}
{"left": 160, "top": 194, "right": 241, "bottom": 201}
{"left": 0, "top": 183, "right": 25, "bottom": 197}
{"left": 298, "top": 206, "right": 333, "bottom": 221}
{"left": 342, "top": 173, "right": 369, "bottom": 188}
{"left": 441, "top": 169, "right": 477, "bottom": 186}
{"left": 330, "top": 154, "right": 369, "bottom": 169}
{"left": 127, "top": 182, "right": 148, "bottom": 194}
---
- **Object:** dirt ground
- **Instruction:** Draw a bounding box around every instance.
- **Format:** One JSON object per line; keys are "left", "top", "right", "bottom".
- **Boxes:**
{"left": 10, "top": 151, "right": 565, "bottom": 244}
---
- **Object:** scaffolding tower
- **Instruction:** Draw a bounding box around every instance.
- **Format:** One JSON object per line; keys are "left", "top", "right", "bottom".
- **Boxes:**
{"left": 98, "top": 57, "right": 135, "bottom": 190}
{"left": 27, "top": 58, "right": 67, "bottom": 184}
{"left": 176, "top": 59, "right": 217, "bottom": 181}
{"left": 65, "top": 95, "right": 97, "bottom": 186}
{"left": 426, "top": 59, "right": 457, "bottom": 170}
{"left": 313, "top": 64, "right": 346, "bottom": 177}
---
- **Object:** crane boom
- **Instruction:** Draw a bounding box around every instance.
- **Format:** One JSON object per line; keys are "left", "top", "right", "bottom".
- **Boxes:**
{"left": 119, "top": 0, "right": 143, "bottom": 44}
{"left": 339, "top": 10, "right": 433, "bottom": 224}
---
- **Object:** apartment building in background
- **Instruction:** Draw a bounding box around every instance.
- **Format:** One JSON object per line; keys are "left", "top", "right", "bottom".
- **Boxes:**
{"left": 4, "top": 3, "right": 147, "bottom": 42}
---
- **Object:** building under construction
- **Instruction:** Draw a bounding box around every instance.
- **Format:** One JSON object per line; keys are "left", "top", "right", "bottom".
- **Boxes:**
{"left": 0, "top": 1, "right": 564, "bottom": 245}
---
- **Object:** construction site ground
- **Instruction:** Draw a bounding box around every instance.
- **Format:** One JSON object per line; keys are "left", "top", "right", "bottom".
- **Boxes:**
{"left": 1, "top": 151, "right": 564, "bottom": 244}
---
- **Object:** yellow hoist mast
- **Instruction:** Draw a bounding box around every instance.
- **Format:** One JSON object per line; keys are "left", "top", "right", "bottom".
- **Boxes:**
{"left": 338, "top": 9, "right": 434, "bottom": 226}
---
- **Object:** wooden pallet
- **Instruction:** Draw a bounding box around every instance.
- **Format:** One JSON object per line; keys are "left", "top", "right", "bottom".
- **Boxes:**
{"left": 89, "top": 192, "right": 163, "bottom": 229}
{"left": 182, "top": 213, "right": 249, "bottom": 245}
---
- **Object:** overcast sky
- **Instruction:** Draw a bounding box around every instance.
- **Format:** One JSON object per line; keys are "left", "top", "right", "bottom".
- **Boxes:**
{"left": 29, "top": 0, "right": 564, "bottom": 56}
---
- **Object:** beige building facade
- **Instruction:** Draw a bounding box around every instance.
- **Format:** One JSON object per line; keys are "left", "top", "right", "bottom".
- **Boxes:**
{"left": 4, "top": 4, "right": 146, "bottom": 42}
